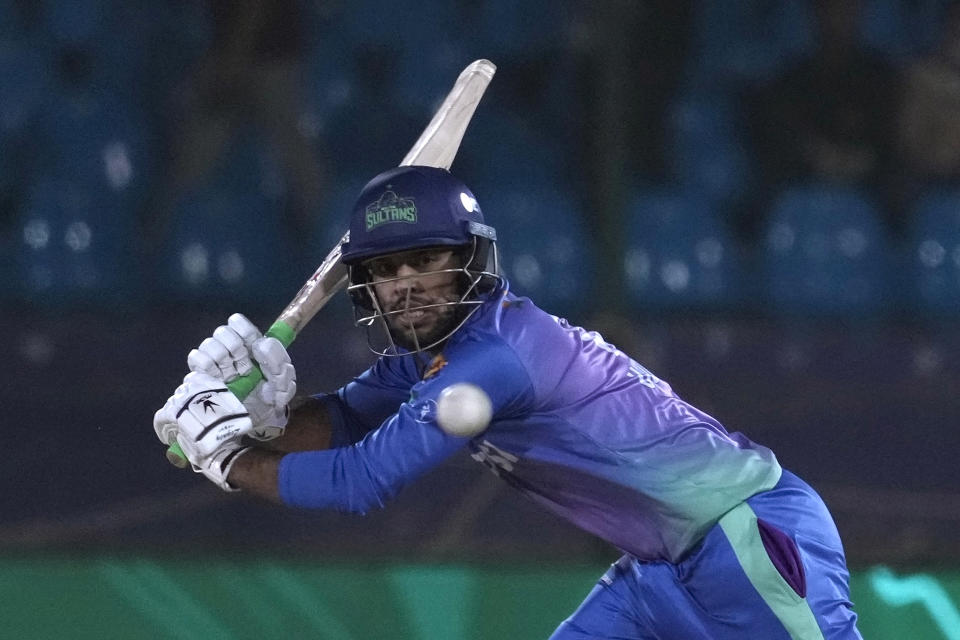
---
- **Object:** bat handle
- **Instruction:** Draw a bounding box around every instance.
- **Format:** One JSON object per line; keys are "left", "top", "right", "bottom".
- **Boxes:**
{"left": 165, "top": 320, "right": 297, "bottom": 468}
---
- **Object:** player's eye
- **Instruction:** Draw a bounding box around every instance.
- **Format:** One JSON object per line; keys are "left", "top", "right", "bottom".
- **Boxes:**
{"left": 416, "top": 252, "right": 439, "bottom": 267}
{"left": 369, "top": 262, "right": 396, "bottom": 278}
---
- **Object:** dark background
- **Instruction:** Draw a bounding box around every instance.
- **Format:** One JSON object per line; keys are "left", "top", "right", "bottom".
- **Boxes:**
{"left": 1, "top": 0, "right": 959, "bottom": 570}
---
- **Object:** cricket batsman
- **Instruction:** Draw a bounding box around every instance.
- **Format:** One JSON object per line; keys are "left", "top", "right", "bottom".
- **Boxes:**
{"left": 154, "top": 166, "right": 863, "bottom": 638}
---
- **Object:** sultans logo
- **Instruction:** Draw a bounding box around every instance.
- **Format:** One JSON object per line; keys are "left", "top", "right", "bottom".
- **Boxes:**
{"left": 365, "top": 188, "right": 417, "bottom": 231}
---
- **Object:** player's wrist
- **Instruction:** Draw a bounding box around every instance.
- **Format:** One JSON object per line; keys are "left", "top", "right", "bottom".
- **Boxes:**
{"left": 197, "top": 444, "right": 253, "bottom": 492}
{"left": 223, "top": 448, "right": 284, "bottom": 500}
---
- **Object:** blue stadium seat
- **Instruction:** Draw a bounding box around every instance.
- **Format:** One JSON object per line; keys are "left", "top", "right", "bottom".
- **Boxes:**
{"left": 760, "top": 185, "right": 892, "bottom": 316}
{"left": 0, "top": 225, "right": 17, "bottom": 303}
{"left": 395, "top": 42, "right": 472, "bottom": 116}
{"left": 906, "top": 187, "right": 960, "bottom": 316}
{"left": 310, "top": 181, "right": 366, "bottom": 257}
{"left": 471, "top": 0, "right": 570, "bottom": 58}
{"left": 13, "top": 177, "right": 141, "bottom": 307}
{"left": 45, "top": 0, "right": 105, "bottom": 45}
{"left": 35, "top": 89, "right": 153, "bottom": 208}
{"left": 155, "top": 131, "right": 300, "bottom": 309}
{"left": 481, "top": 186, "right": 593, "bottom": 317}
{"left": 0, "top": 41, "right": 49, "bottom": 138}
{"left": 0, "top": 129, "right": 23, "bottom": 202}
{"left": 860, "top": 0, "right": 947, "bottom": 60}
{"left": 687, "top": 0, "right": 814, "bottom": 87}
{"left": 668, "top": 92, "right": 752, "bottom": 207}
{"left": 156, "top": 187, "right": 299, "bottom": 309}
{"left": 457, "top": 108, "right": 570, "bottom": 193}
{"left": 331, "top": 0, "right": 458, "bottom": 50}
{"left": 623, "top": 188, "right": 745, "bottom": 312}
{"left": 0, "top": 1, "right": 32, "bottom": 38}
{"left": 301, "top": 37, "right": 358, "bottom": 140}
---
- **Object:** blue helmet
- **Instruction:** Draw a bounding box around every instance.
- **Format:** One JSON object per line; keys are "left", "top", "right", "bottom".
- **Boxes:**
{"left": 340, "top": 166, "right": 501, "bottom": 356}
{"left": 340, "top": 166, "right": 496, "bottom": 265}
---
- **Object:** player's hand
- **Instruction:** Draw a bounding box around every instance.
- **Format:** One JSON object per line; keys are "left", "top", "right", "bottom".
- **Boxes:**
{"left": 153, "top": 371, "right": 252, "bottom": 464}
{"left": 187, "top": 313, "right": 296, "bottom": 440}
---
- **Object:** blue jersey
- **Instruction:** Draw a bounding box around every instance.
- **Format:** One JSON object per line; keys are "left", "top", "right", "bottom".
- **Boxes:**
{"left": 279, "top": 284, "right": 782, "bottom": 562}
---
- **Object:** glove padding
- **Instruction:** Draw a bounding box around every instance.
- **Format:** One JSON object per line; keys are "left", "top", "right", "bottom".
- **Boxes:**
{"left": 187, "top": 313, "right": 296, "bottom": 440}
{"left": 153, "top": 371, "right": 253, "bottom": 463}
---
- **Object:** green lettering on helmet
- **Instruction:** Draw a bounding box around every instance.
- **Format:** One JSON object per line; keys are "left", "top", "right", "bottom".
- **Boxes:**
{"left": 365, "top": 190, "right": 418, "bottom": 231}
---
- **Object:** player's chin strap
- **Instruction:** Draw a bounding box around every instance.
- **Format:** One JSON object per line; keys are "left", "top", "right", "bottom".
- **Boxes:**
{"left": 349, "top": 238, "right": 503, "bottom": 357}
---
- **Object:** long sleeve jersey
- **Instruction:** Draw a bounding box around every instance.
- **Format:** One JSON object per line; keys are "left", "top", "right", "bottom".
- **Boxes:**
{"left": 279, "top": 283, "right": 782, "bottom": 562}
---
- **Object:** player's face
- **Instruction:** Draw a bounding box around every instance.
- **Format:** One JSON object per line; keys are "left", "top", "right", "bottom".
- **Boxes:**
{"left": 366, "top": 248, "right": 463, "bottom": 350}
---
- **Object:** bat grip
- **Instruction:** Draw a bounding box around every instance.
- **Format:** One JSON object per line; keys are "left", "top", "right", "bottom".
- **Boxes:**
{"left": 165, "top": 320, "right": 297, "bottom": 468}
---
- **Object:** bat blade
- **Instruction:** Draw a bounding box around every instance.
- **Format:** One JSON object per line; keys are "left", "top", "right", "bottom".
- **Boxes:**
{"left": 401, "top": 59, "right": 496, "bottom": 170}
{"left": 166, "top": 59, "right": 496, "bottom": 467}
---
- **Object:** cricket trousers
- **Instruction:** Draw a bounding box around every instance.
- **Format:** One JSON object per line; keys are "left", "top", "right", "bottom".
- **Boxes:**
{"left": 550, "top": 470, "right": 862, "bottom": 639}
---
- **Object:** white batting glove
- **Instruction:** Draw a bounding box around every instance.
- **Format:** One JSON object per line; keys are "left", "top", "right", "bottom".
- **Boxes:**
{"left": 187, "top": 313, "right": 296, "bottom": 440}
{"left": 153, "top": 372, "right": 254, "bottom": 491}
{"left": 153, "top": 371, "right": 252, "bottom": 460}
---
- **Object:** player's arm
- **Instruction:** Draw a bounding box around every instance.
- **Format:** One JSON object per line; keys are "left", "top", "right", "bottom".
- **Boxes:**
{"left": 155, "top": 381, "right": 475, "bottom": 504}
{"left": 159, "top": 337, "right": 531, "bottom": 503}
{"left": 272, "top": 340, "right": 534, "bottom": 512}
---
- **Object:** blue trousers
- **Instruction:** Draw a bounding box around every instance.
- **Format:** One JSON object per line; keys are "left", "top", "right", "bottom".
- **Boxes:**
{"left": 550, "top": 470, "right": 862, "bottom": 639}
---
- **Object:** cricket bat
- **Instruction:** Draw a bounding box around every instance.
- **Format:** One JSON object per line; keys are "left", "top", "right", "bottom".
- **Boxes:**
{"left": 166, "top": 59, "right": 497, "bottom": 467}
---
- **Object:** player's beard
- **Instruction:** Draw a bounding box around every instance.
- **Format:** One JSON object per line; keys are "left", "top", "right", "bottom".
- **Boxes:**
{"left": 384, "top": 292, "right": 462, "bottom": 353}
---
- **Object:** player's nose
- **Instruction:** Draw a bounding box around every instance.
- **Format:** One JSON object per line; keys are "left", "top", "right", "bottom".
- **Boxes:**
{"left": 391, "top": 264, "right": 423, "bottom": 296}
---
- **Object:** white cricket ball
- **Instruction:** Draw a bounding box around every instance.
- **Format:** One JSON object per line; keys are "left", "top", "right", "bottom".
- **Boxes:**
{"left": 435, "top": 383, "right": 493, "bottom": 437}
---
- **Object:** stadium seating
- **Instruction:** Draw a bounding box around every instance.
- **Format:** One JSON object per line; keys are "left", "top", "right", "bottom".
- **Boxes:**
{"left": 906, "top": 187, "right": 960, "bottom": 316}
{"left": 0, "top": 1, "right": 32, "bottom": 39}
{"left": 471, "top": 0, "right": 570, "bottom": 59}
{"left": 667, "top": 91, "right": 752, "bottom": 207}
{"left": 0, "top": 219, "right": 16, "bottom": 302}
{"left": 0, "top": 40, "right": 49, "bottom": 138}
{"left": 301, "top": 36, "right": 359, "bottom": 141}
{"left": 35, "top": 80, "right": 153, "bottom": 207}
{"left": 759, "top": 184, "right": 892, "bottom": 316}
{"left": 154, "top": 131, "right": 300, "bottom": 309}
{"left": 395, "top": 41, "right": 473, "bottom": 117}
{"left": 310, "top": 181, "right": 367, "bottom": 254}
{"left": 860, "top": 0, "right": 947, "bottom": 60}
{"left": 13, "top": 176, "right": 140, "bottom": 307}
{"left": 44, "top": 0, "right": 104, "bottom": 45}
{"left": 457, "top": 107, "right": 571, "bottom": 193}
{"left": 156, "top": 188, "right": 296, "bottom": 309}
{"left": 623, "top": 188, "right": 745, "bottom": 312}
{"left": 686, "top": 0, "right": 814, "bottom": 88}
{"left": 480, "top": 185, "right": 594, "bottom": 317}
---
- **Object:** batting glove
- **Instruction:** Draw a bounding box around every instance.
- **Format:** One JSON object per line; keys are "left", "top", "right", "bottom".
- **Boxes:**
{"left": 153, "top": 371, "right": 254, "bottom": 491}
{"left": 187, "top": 313, "right": 296, "bottom": 440}
{"left": 153, "top": 371, "right": 252, "bottom": 460}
